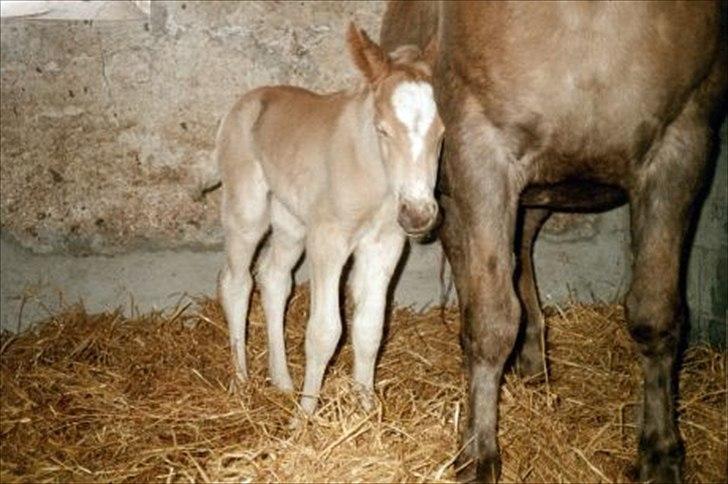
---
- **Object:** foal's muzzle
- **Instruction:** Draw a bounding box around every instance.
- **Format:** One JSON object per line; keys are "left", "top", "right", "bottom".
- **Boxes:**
{"left": 398, "top": 199, "right": 439, "bottom": 236}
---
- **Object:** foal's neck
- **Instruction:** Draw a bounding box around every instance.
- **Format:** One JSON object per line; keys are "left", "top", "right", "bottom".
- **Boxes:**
{"left": 342, "top": 87, "right": 384, "bottom": 165}
{"left": 342, "top": 88, "right": 392, "bottom": 199}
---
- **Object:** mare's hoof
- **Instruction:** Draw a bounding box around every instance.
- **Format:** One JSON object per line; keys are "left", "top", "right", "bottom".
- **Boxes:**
{"left": 456, "top": 455, "right": 501, "bottom": 483}
{"left": 637, "top": 441, "right": 683, "bottom": 484}
{"left": 515, "top": 353, "right": 546, "bottom": 382}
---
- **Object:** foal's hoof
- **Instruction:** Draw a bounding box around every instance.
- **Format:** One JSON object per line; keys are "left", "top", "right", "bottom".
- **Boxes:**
{"left": 357, "top": 392, "right": 375, "bottom": 412}
{"left": 299, "top": 395, "right": 318, "bottom": 415}
{"left": 228, "top": 374, "right": 247, "bottom": 394}
{"left": 270, "top": 374, "right": 294, "bottom": 393}
{"left": 288, "top": 413, "right": 307, "bottom": 431}
{"left": 353, "top": 384, "right": 377, "bottom": 412}
{"left": 456, "top": 455, "right": 501, "bottom": 483}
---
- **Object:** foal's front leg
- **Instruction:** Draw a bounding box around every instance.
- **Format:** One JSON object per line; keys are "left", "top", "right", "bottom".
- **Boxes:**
{"left": 350, "top": 229, "right": 406, "bottom": 410}
{"left": 300, "top": 228, "right": 350, "bottom": 414}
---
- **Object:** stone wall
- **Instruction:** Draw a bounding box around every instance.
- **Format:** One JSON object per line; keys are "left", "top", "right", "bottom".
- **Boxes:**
{"left": 1, "top": 1, "right": 725, "bottom": 345}
{"left": 1, "top": 1, "right": 385, "bottom": 254}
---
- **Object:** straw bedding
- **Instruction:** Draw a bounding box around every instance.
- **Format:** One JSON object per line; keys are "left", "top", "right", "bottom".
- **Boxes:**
{"left": 1, "top": 285, "right": 725, "bottom": 483}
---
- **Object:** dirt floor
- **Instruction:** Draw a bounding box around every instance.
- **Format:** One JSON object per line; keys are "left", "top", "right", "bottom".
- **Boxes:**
{"left": 1, "top": 285, "right": 726, "bottom": 482}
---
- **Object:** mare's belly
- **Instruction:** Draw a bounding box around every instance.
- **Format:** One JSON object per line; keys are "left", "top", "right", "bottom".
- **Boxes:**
{"left": 447, "top": 2, "right": 718, "bottom": 189}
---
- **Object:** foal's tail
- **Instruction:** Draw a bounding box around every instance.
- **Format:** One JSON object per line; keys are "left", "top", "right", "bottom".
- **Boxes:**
{"left": 199, "top": 180, "right": 222, "bottom": 199}
{"left": 214, "top": 90, "right": 268, "bottom": 191}
{"left": 201, "top": 91, "right": 268, "bottom": 201}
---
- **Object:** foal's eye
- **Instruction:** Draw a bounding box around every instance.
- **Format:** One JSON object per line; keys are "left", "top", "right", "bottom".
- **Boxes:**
{"left": 376, "top": 124, "right": 390, "bottom": 138}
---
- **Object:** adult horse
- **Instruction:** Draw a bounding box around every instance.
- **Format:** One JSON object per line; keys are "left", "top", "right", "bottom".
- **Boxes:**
{"left": 380, "top": 2, "right": 727, "bottom": 482}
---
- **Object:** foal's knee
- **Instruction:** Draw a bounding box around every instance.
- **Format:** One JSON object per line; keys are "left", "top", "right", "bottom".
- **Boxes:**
{"left": 306, "top": 315, "right": 342, "bottom": 360}
{"left": 257, "top": 263, "right": 288, "bottom": 295}
{"left": 220, "top": 266, "right": 252, "bottom": 298}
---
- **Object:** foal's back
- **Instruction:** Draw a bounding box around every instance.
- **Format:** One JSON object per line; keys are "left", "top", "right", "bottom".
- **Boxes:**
{"left": 229, "top": 85, "right": 386, "bottom": 226}
{"left": 250, "top": 86, "right": 348, "bottom": 162}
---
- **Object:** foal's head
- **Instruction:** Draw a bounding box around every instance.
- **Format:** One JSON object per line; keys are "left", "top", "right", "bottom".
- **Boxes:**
{"left": 348, "top": 23, "right": 443, "bottom": 236}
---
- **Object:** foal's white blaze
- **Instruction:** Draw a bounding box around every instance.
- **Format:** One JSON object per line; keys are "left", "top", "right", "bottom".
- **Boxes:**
{"left": 391, "top": 82, "right": 436, "bottom": 162}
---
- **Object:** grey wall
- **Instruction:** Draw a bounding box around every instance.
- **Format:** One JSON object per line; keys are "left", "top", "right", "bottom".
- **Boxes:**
{"left": 1, "top": 2, "right": 725, "bottom": 345}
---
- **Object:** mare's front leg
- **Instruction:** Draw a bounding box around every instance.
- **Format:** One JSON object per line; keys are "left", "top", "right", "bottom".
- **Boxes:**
{"left": 299, "top": 227, "right": 350, "bottom": 414}
{"left": 439, "top": 113, "right": 525, "bottom": 483}
{"left": 350, "top": 227, "right": 406, "bottom": 410}
{"left": 625, "top": 102, "right": 712, "bottom": 483}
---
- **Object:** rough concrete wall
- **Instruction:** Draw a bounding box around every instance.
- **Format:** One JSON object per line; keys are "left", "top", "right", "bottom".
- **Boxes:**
{"left": 686, "top": 123, "right": 728, "bottom": 346}
{"left": 1, "top": 1, "right": 726, "bottom": 345}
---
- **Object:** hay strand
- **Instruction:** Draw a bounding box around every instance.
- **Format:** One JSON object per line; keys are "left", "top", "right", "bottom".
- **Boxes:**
{"left": 1, "top": 286, "right": 725, "bottom": 482}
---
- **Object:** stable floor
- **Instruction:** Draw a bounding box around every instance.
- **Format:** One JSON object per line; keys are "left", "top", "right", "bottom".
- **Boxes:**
{"left": 1, "top": 286, "right": 725, "bottom": 482}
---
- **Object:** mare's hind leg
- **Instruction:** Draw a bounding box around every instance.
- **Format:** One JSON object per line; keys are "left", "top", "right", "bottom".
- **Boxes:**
{"left": 350, "top": 228, "right": 405, "bottom": 410}
{"left": 626, "top": 105, "right": 712, "bottom": 483}
{"left": 219, "top": 161, "right": 270, "bottom": 381}
{"left": 515, "top": 208, "right": 550, "bottom": 378}
{"left": 257, "top": 200, "right": 305, "bottom": 391}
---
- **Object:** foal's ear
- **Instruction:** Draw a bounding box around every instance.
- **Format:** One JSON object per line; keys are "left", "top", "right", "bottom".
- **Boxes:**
{"left": 421, "top": 35, "right": 439, "bottom": 67}
{"left": 347, "top": 22, "right": 391, "bottom": 83}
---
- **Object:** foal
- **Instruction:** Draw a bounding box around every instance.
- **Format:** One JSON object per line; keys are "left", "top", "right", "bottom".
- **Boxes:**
{"left": 217, "top": 24, "right": 443, "bottom": 413}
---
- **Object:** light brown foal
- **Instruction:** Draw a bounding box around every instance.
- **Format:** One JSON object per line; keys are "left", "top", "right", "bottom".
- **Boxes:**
{"left": 216, "top": 23, "right": 443, "bottom": 413}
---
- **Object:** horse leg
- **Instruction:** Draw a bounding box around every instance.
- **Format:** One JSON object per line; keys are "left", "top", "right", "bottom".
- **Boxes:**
{"left": 257, "top": 199, "right": 305, "bottom": 391}
{"left": 515, "top": 208, "right": 550, "bottom": 378}
{"left": 299, "top": 227, "right": 350, "bottom": 414}
{"left": 439, "top": 124, "right": 525, "bottom": 483}
{"left": 626, "top": 104, "right": 711, "bottom": 483}
{"left": 219, "top": 160, "right": 270, "bottom": 382}
{"left": 350, "top": 228, "right": 406, "bottom": 410}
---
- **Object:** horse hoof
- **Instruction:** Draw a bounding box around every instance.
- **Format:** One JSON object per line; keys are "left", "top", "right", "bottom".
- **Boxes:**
{"left": 353, "top": 384, "right": 377, "bottom": 412}
{"left": 270, "top": 374, "right": 294, "bottom": 392}
{"left": 228, "top": 374, "right": 247, "bottom": 394}
{"left": 455, "top": 458, "right": 477, "bottom": 483}
{"left": 640, "top": 463, "right": 681, "bottom": 483}
{"left": 638, "top": 456, "right": 682, "bottom": 483}
{"left": 476, "top": 456, "right": 502, "bottom": 483}
{"left": 515, "top": 353, "right": 546, "bottom": 382}
{"left": 638, "top": 438, "right": 683, "bottom": 483}
{"left": 456, "top": 455, "right": 501, "bottom": 483}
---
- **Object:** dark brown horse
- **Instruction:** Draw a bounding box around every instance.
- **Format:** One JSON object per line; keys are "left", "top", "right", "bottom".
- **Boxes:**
{"left": 381, "top": 2, "right": 727, "bottom": 482}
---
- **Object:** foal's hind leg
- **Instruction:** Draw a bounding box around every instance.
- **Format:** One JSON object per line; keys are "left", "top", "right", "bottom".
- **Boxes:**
{"left": 350, "top": 228, "right": 405, "bottom": 410}
{"left": 515, "top": 208, "right": 550, "bottom": 378}
{"left": 626, "top": 106, "right": 712, "bottom": 483}
{"left": 219, "top": 161, "right": 270, "bottom": 381}
{"left": 257, "top": 200, "right": 305, "bottom": 391}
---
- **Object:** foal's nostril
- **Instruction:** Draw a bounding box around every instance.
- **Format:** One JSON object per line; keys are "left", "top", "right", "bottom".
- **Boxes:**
{"left": 428, "top": 201, "right": 439, "bottom": 218}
